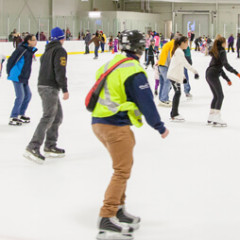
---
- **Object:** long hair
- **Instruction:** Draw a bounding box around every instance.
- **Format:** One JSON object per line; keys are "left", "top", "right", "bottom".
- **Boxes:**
{"left": 23, "top": 34, "right": 34, "bottom": 44}
{"left": 209, "top": 37, "right": 226, "bottom": 59}
{"left": 171, "top": 36, "right": 188, "bottom": 56}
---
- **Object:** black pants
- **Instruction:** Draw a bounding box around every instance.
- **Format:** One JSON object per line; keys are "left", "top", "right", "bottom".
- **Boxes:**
{"left": 206, "top": 69, "right": 224, "bottom": 110}
{"left": 170, "top": 80, "right": 181, "bottom": 117}
{"left": 145, "top": 49, "right": 148, "bottom": 63}
{"left": 85, "top": 45, "right": 89, "bottom": 54}
{"left": 146, "top": 56, "right": 154, "bottom": 68}
{"left": 237, "top": 48, "right": 240, "bottom": 58}
{"left": 195, "top": 43, "right": 200, "bottom": 51}
{"left": 228, "top": 43, "right": 234, "bottom": 52}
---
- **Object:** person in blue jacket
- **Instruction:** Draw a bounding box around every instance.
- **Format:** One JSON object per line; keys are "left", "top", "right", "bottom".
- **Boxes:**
{"left": 7, "top": 34, "right": 37, "bottom": 126}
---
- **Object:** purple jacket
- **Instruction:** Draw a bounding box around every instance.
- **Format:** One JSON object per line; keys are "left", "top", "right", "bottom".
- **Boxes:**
{"left": 228, "top": 36, "right": 234, "bottom": 44}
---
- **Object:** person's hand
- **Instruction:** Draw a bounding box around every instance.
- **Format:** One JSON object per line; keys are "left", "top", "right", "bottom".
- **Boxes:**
{"left": 227, "top": 81, "right": 232, "bottom": 86}
{"left": 183, "top": 78, "right": 187, "bottom": 84}
{"left": 63, "top": 92, "right": 69, "bottom": 100}
{"left": 194, "top": 73, "right": 199, "bottom": 79}
{"left": 161, "top": 129, "right": 169, "bottom": 139}
{"left": 237, "top": 73, "right": 240, "bottom": 78}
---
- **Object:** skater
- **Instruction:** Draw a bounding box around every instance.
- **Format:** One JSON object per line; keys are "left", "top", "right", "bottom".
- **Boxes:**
{"left": 88, "top": 32, "right": 103, "bottom": 59}
{"left": 194, "top": 36, "right": 201, "bottom": 51}
{"left": 154, "top": 61, "right": 160, "bottom": 96}
{"left": 206, "top": 36, "right": 240, "bottom": 127}
{"left": 91, "top": 30, "right": 169, "bottom": 240}
{"left": 24, "top": 27, "right": 69, "bottom": 163}
{"left": 183, "top": 45, "right": 193, "bottom": 99}
{"left": 84, "top": 30, "right": 91, "bottom": 54}
{"left": 167, "top": 36, "right": 199, "bottom": 122}
{"left": 227, "top": 34, "right": 234, "bottom": 53}
{"left": 7, "top": 34, "right": 37, "bottom": 126}
{"left": 158, "top": 36, "right": 175, "bottom": 107}
{"left": 144, "top": 33, "right": 151, "bottom": 64}
{"left": 99, "top": 31, "right": 106, "bottom": 53}
{"left": 0, "top": 54, "right": 6, "bottom": 78}
{"left": 113, "top": 37, "right": 118, "bottom": 53}
{"left": 236, "top": 33, "right": 240, "bottom": 58}
{"left": 145, "top": 40, "right": 155, "bottom": 69}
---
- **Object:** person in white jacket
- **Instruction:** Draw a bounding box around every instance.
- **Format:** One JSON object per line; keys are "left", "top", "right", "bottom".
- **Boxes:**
{"left": 167, "top": 36, "right": 199, "bottom": 121}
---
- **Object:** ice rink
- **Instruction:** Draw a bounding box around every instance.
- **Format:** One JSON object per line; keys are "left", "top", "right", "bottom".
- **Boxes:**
{"left": 0, "top": 49, "right": 240, "bottom": 240}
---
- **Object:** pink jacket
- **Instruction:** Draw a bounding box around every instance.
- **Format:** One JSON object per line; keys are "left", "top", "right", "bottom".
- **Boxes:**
{"left": 145, "top": 38, "right": 151, "bottom": 48}
{"left": 154, "top": 36, "right": 160, "bottom": 47}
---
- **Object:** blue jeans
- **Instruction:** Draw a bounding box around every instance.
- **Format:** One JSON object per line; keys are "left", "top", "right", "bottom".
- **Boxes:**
{"left": 184, "top": 68, "right": 191, "bottom": 94}
{"left": 10, "top": 81, "right": 32, "bottom": 118}
{"left": 95, "top": 46, "right": 99, "bottom": 57}
{"left": 101, "top": 43, "right": 105, "bottom": 52}
{"left": 159, "top": 66, "right": 171, "bottom": 102}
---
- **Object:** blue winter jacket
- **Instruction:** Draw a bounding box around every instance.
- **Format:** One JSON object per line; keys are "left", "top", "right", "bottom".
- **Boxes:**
{"left": 7, "top": 43, "right": 37, "bottom": 84}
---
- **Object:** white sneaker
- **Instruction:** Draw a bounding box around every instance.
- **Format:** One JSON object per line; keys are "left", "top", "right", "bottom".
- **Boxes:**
{"left": 170, "top": 114, "right": 185, "bottom": 122}
{"left": 158, "top": 100, "right": 172, "bottom": 107}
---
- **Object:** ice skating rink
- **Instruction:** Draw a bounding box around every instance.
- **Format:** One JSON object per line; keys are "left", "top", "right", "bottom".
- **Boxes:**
{"left": 0, "top": 50, "right": 240, "bottom": 240}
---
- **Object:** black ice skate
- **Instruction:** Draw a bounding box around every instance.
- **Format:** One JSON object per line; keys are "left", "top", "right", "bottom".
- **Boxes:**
{"left": 97, "top": 217, "right": 134, "bottom": 240}
{"left": 19, "top": 115, "right": 30, "bottom": 123}
{"left": 9, "top": 118, "right": 22, "bottom": 126}
{"left": 116, "top": 206, "right": 140, "bottom": 230}
{"left": 44, "top": 146, "right": 65, "bottom": 158}
{"left": 23, "top": 148, "right": 45, "bottom": 164}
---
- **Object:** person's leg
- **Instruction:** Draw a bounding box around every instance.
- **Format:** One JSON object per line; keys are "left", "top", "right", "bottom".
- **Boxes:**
{"left": 10, "top": 81, "right": 24, "bottom": 118}
{"left": 92, "top": 124, "right": 135, "bottom": 218}
{"left": 27, "top": 87, "right": 59, "bottom": 150}
{"left": 159, "top": 66, "right": 171, "bottom": 102}
{"left": 170, "top": 81, "right": 181, "bottom": 118}
{"left": 19, "top": 83, "right": 32, "bottom": 116}
{"left": 183, "top": 68, "right": 191, "bottom": 94}
{"left": 44, "top": 99, "right": 63, "bottom": 149}
{"left": 151, "top": 56, "right": 155, "bottom": 68}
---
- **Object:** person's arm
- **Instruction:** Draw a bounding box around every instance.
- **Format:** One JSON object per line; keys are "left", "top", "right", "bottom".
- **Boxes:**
{"left": 54, "top": 48, "right": 68, "bottom": 94}
{"left": 125, "top": 72, "right": 167, "bottom": 135}
{"left": 220, "top": 69, "right": 231, "bottom": 82}
{"left": 6, "top": 48, "right": 24, "bottom": 75}
{"left": 220, "top": 50, "right": 238, "bottom": 75}
{"left": 180, "top": 50, "right": 197, "bottom": 74}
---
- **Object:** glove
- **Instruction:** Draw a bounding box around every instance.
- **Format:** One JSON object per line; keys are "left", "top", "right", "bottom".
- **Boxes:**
{"left": 183, "top": 78, "right": 187, "bottom": 84}
{"left": 194, "top": 73, "right": 199, "bottom": 79}
{"left": 227, "top": 81, "right": 232, "bottom": 86}
{"left": 237, "top": 73, "right": 240, "bottom": 78}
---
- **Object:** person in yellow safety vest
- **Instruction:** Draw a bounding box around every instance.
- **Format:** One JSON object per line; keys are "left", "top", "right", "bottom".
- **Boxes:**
{"left": 158, "top": 36, "right": 175, "bottom": 107}
{"left": 100, "top": 30, "right": 107, "bottom": 53}
{"left": 92, "top": 30, "right": 169, "bottom": 240}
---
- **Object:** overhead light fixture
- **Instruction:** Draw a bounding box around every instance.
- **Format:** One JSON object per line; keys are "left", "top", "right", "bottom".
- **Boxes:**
{"left": 89, "top": 11, "right": 101, "bottom": 18}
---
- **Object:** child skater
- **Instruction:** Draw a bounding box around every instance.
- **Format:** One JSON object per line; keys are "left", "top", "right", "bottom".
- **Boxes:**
{"left": 206, "top": 37, "right": 240, "bottom": 127}
{"left": 154, "top": 61, "right": 160, "bottom": 96}
{"left": 145, "top": 40, "right": 155, "bottom": 69}
{"left": 167, "top": 36, "right": 199, "bottom": 122}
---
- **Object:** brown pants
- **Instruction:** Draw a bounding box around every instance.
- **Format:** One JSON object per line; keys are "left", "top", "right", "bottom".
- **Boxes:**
{"left": 92, "top": 124, "right": 135, "bottom": 218}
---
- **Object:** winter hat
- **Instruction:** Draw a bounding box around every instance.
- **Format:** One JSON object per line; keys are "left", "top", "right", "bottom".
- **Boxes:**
{"left": 51, "top": 27, "right": 65, "bottom": 40}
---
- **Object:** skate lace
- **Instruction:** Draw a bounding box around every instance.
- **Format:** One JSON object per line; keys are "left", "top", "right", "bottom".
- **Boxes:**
{"left": 110, "top": 217, "right": 129, "bottom": 229}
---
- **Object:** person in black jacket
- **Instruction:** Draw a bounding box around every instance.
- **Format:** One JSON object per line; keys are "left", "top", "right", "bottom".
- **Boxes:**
{"left": 7, "top": 34, "right": 37, "bottom": 126}
{"left": 236, "top": 33, "right": 240, "bottom": 58}
{"left": 24, "top": 27, "right": 69, "bottom": 163}
{"left": 145, "top": 40, "right": 156, "bottom": 69}
{"left": 206, "top": 37, "right": 240, "bottom": 127}
{"left": 84, "top": 30, "right": 91, "bottom": 54}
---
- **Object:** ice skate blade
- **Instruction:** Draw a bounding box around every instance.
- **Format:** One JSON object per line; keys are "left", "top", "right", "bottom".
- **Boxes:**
{"left": 96, "top": 231, "right": 133, "bottom": 240}
{"left": 170, "top": 118, "right": 185, "bottom": 122}
{"left": 212, "top": 122, "right": 227, "bottom": 127}
{"left": 44, "top": 152, "right": 65, "bottom": 158}
{"left": 23, "top": 151, "right": 45, "bottom": 164}
{"left": 9, "top": 122, "right": 22, "bottom": 126}
{"left": 125, "top": 222, "right": 140, "bottom": 231}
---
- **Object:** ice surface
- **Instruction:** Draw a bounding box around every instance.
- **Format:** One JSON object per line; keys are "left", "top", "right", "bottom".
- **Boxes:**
{"left": 0, "top": 49, "right": 240, "bottom": 240}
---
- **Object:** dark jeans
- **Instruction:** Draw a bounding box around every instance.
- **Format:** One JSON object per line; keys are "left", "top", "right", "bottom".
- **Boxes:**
{"left": 145, "top": 49, "right": 148, "bottom": 63}
{"left": 95, "top": 46, "right": 99, "bottom": 57}
{"left": 10, "top": 81, "right": 32, "bottom": 118}
{"left": 237, "top": 48, "right": 240, "bottom": 58}
{"left": 170, "top": 80, "right": 181, "bottom": 118}
{"left": 206, "top": 69, "right": 224, "bottom": 110}
{"left": 146, "top": 56, "right": 154, "bottom": 68}
{"left": 228, "top": 43, "right": 234, "bottom": 52}
{"left": 28, "top": 86, "right": 63, "bottom": 150}
{"left": 101, "top": 43, "right": 105, "bottom": 52}
{"left": 85, "top": 44, "right": 89, "bottom": 54}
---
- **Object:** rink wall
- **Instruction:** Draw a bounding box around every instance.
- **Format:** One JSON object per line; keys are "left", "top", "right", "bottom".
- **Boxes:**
{"left": 0, "top": 40, "right": 110, "bottom": 58}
